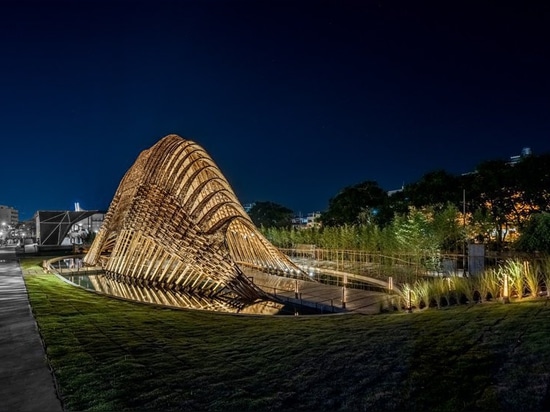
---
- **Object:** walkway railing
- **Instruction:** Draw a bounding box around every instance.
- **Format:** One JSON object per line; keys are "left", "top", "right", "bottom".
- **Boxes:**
{"left": 43, "top": 255, "right": 103, "bottom": 275}
{"left": 279, "top": 247, "right": 470, "bottom": 285}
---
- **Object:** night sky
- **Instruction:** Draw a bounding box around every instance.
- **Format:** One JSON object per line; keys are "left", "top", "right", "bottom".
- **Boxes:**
{"left": 2, "top": 0, "right": 549, "bottom": 220}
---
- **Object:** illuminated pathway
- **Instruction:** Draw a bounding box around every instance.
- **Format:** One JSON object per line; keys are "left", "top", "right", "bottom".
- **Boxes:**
{"left": 0, "top": 246, "right": 62, "bottom": 411}
{"left": 245, "top": 269, "right": 395, "bottom": 314}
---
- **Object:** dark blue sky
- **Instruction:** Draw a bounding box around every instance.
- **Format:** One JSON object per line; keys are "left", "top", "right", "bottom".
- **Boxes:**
{"left": 2, "top": 0, "right": 549, "bottom": 220}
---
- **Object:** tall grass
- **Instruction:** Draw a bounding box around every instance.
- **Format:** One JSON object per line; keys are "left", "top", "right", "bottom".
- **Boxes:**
{"left": 413, "top": 280, "right": 432, "bottom": 309}
{"left": 399, "top": 257, "right": 550, "bottom": 312}
{"left": 534, "top": 256, "right": 550, "bottom": 297}
{"left": 479, "top": 267, "right": 502, "bottom": 301}
{"left": 503, "top": 259, "right": 525, "bottom": 299}
{"left": 453, "top": 276, "right": 475, "bottom": 304}
{"left": 523, "top": 260, "right": 540, "bottom": 298}
{"left": 432, "top": 277, "right": 452, "bottom": 308}
{"left": 397, "top": 283, "right": 416, "bottom": 310}
{"left": 401, "top": 275, "right": 482, "bottom": 310}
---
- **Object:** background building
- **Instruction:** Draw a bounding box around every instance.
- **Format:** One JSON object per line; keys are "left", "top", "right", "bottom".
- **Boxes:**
{"left": 0, "top": 205, "right": 19, "bottom": 244}
{"left": 292, "top": 211, "right": 321, "bottom": 229}
{"left": 0, "top": 205, "right": 19, "bottom": 227}
{"left": 34, "top": 210, "right": 105, "bottom": 247}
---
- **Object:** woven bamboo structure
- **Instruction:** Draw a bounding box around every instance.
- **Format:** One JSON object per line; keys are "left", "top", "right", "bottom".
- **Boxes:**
{"left": 83, "top": 273, "right": 285, "bottom": 314}
{"left": 84, "top": 134, "right": 308, "bottom": 305}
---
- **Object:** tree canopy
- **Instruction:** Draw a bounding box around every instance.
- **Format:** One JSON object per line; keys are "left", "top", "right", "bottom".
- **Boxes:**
{"left": 253, "top": 150, "right": 550, "bottom": 252}
{"left": 319, "top": 180, "right": 389, "bottom": 227}
{"left": 515, "top": 212, "right": 550, "bottom": 253}
{"left": 247, "top": 201, "right": 294, "bottom": 229}
{"left": 403, "top": 169, "right": 462, "bottom": 210}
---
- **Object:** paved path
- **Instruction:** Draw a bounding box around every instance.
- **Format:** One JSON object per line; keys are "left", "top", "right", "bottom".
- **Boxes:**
{"left": 0, "top": 246, "right": 63, "bottom": 412}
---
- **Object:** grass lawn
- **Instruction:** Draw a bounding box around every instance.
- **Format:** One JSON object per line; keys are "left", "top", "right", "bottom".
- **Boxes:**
{"left": 22, "top": 258, "right": 550, "bottom": 411}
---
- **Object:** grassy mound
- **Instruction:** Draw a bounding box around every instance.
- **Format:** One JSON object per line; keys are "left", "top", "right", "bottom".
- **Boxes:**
{"left": 24, "top": 264, "right": 550, "bottom": 411}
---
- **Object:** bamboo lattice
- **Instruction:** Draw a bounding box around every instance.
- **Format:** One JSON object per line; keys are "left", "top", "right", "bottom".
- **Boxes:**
{"left": 84, "top": 134, "right": 309, "bottom": 303}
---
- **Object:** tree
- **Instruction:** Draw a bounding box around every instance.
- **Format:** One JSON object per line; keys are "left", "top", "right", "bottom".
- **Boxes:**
{"left": 247, "top": 201, "right": 294, "bottom": 229}
{"left": 404, "top": 170, "right": 462, "bottom": 211}
{"left": 512, "top": 153, "right": 550, "bottom": 215}
{"left": 390, "top": 207, "right": 441, "bottom": 271}
{"left": 514, "top": 212, "right": 550, "bottom": 253}
{"left": 386, "top": 189, "right": 410, "bottom": 219}
{"left": 468, "top": 208, "right": 495, "bottom": 244}
{"left": 468, "top": 160, "right": 516, "bottom": 249}
{"left": 431, "top": 203, "right": 465, "bottom": 253}
{"left": 320, "top": 180, "right": 388, "bottom": 227}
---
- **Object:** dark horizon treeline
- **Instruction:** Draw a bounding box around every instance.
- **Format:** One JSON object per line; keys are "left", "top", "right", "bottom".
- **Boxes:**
{"left": 249, "top": 152, "right": 550, "bottom": 253}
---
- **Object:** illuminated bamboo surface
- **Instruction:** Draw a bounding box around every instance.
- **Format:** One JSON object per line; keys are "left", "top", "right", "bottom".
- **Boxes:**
{"left": 69, "top": 273, "right": 284, "bottom": 314}
{"left": 84, "top": 134, "right": 308, "bottom": 302}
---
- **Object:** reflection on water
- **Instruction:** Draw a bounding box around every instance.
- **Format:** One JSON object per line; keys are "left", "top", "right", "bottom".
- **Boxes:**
{"left": 61, "top": 272, "right": 319, "bottom": 315}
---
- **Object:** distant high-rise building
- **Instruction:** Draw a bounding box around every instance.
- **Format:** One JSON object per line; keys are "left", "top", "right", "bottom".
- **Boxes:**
{"left": 306, "top": 211, "right": 321, "bottom": 228}
{"left": 0, "top": 205, "right": 19, "bottom": 227}
{"left": 292, "top": 211, "right": 321, "bottom": 229}
{"left": 509, "top": 147, "right": 532, "bottom": 165}
{"left": 242, "top": 202, "right": 256, "bottom": 213}
{"left": 462, "top": 147, "right": 534, "bottom": 176}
